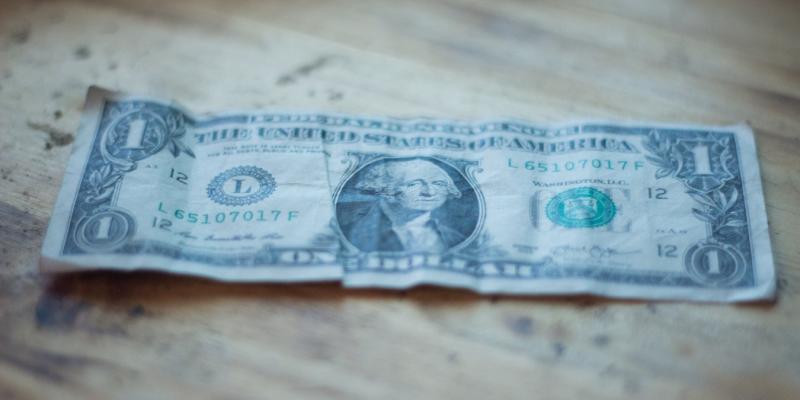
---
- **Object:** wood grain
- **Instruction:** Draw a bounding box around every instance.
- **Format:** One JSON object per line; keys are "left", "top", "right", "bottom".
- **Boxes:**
{"left": 1, "top": 0, "right": 799, "bottom": 398}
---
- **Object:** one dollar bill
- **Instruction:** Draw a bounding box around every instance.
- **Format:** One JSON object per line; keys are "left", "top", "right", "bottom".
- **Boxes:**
{"left": 41, "top": 87, "right": 776, "bottom": 301}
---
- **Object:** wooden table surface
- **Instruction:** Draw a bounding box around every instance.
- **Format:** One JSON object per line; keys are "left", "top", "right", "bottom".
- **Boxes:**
{"left": 1, "top": 0, "right": 799, "bottom": 398}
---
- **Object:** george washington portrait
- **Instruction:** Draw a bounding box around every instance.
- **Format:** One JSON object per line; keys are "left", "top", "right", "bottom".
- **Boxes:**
{"left": 335, "top": 157, "right": 479, "bottom": 253}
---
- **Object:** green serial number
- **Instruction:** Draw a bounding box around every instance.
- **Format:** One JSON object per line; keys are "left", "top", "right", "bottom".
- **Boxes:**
{"left": 156, "top": 202, "right": 299, "bottom": 224}
{"left": 507, "top": 158, "right": 645, "bottom": 172}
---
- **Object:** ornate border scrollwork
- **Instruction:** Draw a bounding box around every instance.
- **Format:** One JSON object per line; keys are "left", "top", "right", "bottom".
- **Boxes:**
{"left": 643, "top": 129, "right": 751, "bottom": 287}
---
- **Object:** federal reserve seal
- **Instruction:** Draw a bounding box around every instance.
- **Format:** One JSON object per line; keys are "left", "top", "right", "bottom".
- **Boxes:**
{"left": 207, "top": 165, "right": 276, "bottom": 206}
{"left": 546, "top": 187, "right": 616, "bottom": 228}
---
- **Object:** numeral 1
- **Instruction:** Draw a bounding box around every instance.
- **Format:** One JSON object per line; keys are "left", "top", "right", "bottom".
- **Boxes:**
{"left": 691, "top": 143, "right": 712, "bottom": 175}
{"left": 124, "top": 119, "right": 147, "bottom": 149}
{"left": 95, "top": 215, "right": 112, "bottom": 239}
{"left": 706, "top": 250, "right": 721, "bottom": 274}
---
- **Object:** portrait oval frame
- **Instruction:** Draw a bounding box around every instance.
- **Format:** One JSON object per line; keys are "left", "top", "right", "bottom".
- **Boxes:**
{"left": 332, "top": 155, "right": 485, "bottom": 254}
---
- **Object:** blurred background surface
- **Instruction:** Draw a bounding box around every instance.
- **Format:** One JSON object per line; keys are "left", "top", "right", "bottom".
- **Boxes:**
{"left": 1, "top": 1, "right": 799, "bottom": 399}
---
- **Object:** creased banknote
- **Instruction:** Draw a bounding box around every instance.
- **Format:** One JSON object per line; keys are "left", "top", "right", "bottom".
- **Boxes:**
{"left": 41, "top": 87, "right": 776, "bottom": 301}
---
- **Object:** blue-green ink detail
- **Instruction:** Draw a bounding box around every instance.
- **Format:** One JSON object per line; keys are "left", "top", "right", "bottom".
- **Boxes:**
{"left": 545, "top": 187, "right": 616, "bottom": 228}
{"left": 207, "top": 165, "right": 276, "bottom": 206}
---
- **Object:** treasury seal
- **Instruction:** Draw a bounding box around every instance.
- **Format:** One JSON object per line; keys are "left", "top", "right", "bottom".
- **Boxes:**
{"left": 546, "top": 187, "right": 616, "bottom": 228}
{"left": 207, "top": 165, "right": 276, "bottom": 206}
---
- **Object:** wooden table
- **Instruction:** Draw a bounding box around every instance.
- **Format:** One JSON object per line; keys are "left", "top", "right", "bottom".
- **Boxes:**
{"left": 1, "top": 0, "right": 799, "bottom": 398}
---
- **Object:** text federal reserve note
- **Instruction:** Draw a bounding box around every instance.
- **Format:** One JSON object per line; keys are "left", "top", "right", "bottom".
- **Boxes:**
{"left": 41, "top": 87, "right": 776, "bottom": 301}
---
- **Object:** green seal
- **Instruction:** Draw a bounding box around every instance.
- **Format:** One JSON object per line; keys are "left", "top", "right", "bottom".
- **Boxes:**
{"left": 545, "top": 187, "right": 616, "bottom": 228}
